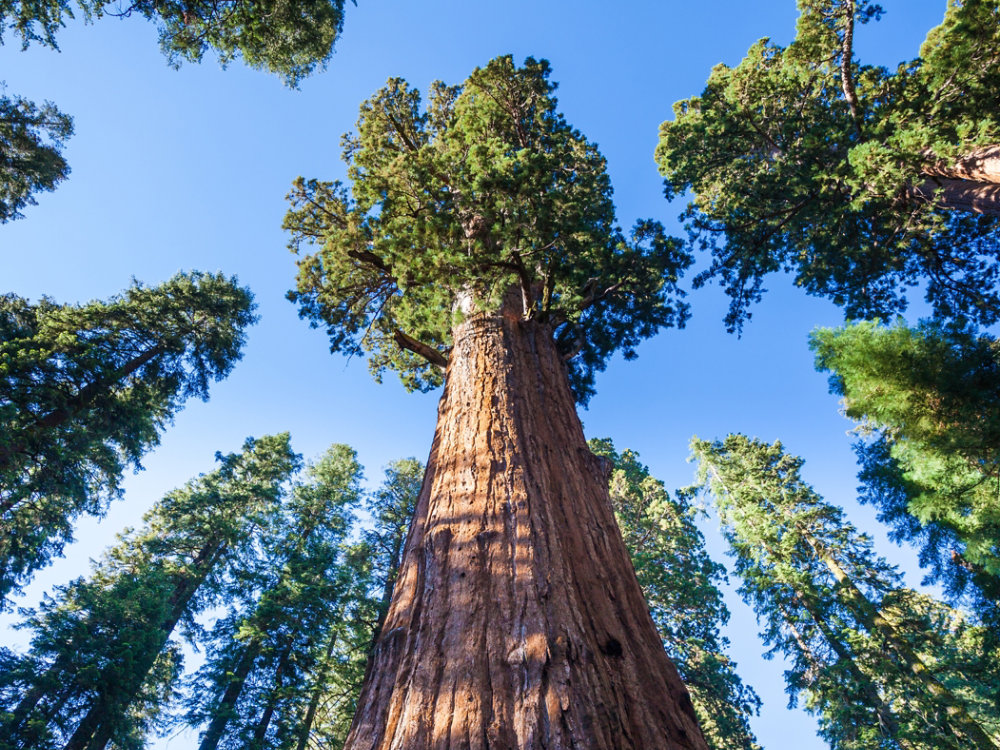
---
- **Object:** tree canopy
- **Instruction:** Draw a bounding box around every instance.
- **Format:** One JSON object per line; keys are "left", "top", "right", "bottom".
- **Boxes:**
{"left": 285, "top": 55, "right": 692, "bottom": 402}
{"left": 656, "top": 0, "right": 1000, "bottom": 331}
{"left": 812, "top": 319, "right": 1000, "bottom": 622}
{"left": 0, "top": 271, "right": 256, "bottom": 608}
{"left": 0, "top": 0, "right": 348, "bottom": 85}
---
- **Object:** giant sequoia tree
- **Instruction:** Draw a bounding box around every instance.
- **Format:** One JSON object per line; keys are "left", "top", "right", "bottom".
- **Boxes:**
{"left": 285, "top": 55, "right": 706, "bottom": 749}
{"left": 656, "top": 0, "right": 1000, "bottom": 330}
{"left": 0, "top": 272, "right": 255, "bottom": 608}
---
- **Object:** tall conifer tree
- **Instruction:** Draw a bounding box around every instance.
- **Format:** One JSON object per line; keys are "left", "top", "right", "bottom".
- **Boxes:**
{"left": 689, "top": 434, "right": 1000, "bottom": 750}
{"left": 0, "top": 272, "right": 256, "bottom": 607}
{"left": 186, "top": 443, "right": 363, "bottom": 750}
{"left": 286, "top": 55, "right": 706, "bottom": 749}
{"left": 811, "top": 320, "right": 1000, "bottom": 624}
{"left": 0, "top": 433, "right": 298, "bottom": 750}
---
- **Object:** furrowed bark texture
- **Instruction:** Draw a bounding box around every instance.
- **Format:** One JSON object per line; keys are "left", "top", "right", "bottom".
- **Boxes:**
{"left": 344, "top": 313, "right": 707, "bottom": 750}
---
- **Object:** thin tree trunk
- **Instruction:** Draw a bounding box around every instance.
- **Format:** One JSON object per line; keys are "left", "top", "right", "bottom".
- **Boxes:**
{"left": 197, "top": 639, "right": 263, "bottom": 750}
{"left": 294, "top": 625, "right": 343, "bottom": 750}
{"left": 343, "top": 312, "right": 707, "bottom": 750}
{"left": 807, "top": 538, "right": 998, "bottom": 749}
{"left": 63, "top": 542, "right": 222, "bottom": 750}
{"left": 250, "top": 638, "right": 294, "bottom": 748}
{"left": 783, "top": 595, "right": 910, "bottom": 748}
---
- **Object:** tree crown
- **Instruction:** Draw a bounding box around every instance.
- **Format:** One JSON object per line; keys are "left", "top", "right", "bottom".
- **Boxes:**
{"left": 656, "top": 0, "right": 1000, "bottom": 331}
{"left": 286, "top": 55, "right": 691, "bottom": 403}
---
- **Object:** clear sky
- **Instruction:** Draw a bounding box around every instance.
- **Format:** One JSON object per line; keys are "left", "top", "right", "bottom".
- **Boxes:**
{"left": 0, "top": 1, "right": 953, "bottom": 748}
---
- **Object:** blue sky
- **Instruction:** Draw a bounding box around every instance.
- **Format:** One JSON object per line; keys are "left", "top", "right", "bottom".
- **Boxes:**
{"left": 1, "top": 1, "right": 953, "bottom": 747}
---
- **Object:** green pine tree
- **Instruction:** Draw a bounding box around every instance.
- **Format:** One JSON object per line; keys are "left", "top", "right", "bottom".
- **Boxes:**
{"left": 0, "top": 271, "right": 256, "bottom": 607}
{"left": 689, "top": 434, "right": 1000, "bottom": 749}
{"left": 186, "top": 443, "right": 363, "bottom": 750}
{"left": 811, "top": 319, "right": 1000, "bottom": 624}
{"left": 656, "top": 0, "right": 1000, "bottom": 331}
{"left": 0, "top": 92, "right": 73, "bottom": 222}
{"left": 0, "top": 433, "right": 298, "bottom": 750}
{"left": 589, "top": 438, "right": 762, "bottom": 750}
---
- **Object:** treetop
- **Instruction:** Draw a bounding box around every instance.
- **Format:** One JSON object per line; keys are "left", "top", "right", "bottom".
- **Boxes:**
{"left": 286, "top": 55, "right": 692, "bottom": 403}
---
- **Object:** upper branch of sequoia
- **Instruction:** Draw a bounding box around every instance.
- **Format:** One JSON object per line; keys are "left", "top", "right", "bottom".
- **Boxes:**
{"left": 285, "top": 55, "right": 692, "bottom": 402}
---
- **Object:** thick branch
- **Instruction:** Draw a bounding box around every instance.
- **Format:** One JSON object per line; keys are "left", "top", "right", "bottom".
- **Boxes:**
{"left": 840, "top": 0, "right": 862, "bottom": 132}
{"left": 392, "top": 329, "right": 448, "bottom": 369}
{"left": 912, "top": 177, "right": 1000, "bottom": 217}
{"left": 922, "top": 146, "right": 1000, "bottom": 185}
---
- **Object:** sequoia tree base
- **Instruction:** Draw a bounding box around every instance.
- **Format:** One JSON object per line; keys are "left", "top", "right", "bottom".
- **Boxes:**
{"left": 344, "top": 312, "right": 707, "bottom": 750}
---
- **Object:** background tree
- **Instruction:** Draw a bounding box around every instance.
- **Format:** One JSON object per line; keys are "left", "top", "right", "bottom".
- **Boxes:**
{"left": 0, "top": 271, "right": 256, "bottom": 608}
{"left": 689, "top": 434, "right": 1000, "bottom": 750}
{"left": 0, "top": 0, "right": 349, "bottom": 219}
{"left": 0, "top": 433, "right": 298, "bottom": 750}
{"left": 589, "top": 438, "right": 762, "bottom": 750}
{"left": 286, "top": 55, "right": 706, "bottom": 749}
{"left": 656, "top": 0, "right": 1000, "bottom": 331}
{"left": 289, "top": 458, "right": 423, "bottom": 750}
{"left": 0, "top": 92, "right": 73, "bottom": 222}
{"left": 811, "top": 319, "right": 1000, "bottom": 624}
{"left": 185, "top": 443, "right": 363, "bottom": 750}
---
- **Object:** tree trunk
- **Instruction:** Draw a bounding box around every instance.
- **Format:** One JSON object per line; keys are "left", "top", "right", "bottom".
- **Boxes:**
{"left": 807, "top": 538, "right": 998, "bottom": 749}
{"left": 197, "top": 639, "right": 263, "bottom": 750}
{"left": 917, "top": 145, "right": 1000, "bottom": 217}
{"left": 63, "top": 542, "right": 222, "bottom": 750}
{"left": 343, "top": 312, "right": 707, "bottom": 750}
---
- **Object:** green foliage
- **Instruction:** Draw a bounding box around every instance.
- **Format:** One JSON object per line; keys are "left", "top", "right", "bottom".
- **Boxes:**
{"left": 0, "top": 434, "right": 299, "bottom": 750}
{"left": 689, "top": 434, "right": 1000, "bottom": 749}
{"left": 286, "top": 55, "right": 691, "bottom": 403}
{"left": 183, "top": 454, "right": 423, "bottom": 750}
{"left": 812, "top": 319, "right": 1000, "bottom": 621}
{"left": 185, "top": 443, "right": 364, "bottom": 750}
{"left": 0, "top": 92, "right": 73, "bottom": 222}
{"left": 589, "top": 438, "right": 761, "bottom": 750}
{"left": 0, "top": 272, "right": 256, "bottom": 608}
{"left": 656, "top": 0, "right": 1000, "bottom": 331}
{"left": 0, "top": 0, "right": 346, "bottom": 86}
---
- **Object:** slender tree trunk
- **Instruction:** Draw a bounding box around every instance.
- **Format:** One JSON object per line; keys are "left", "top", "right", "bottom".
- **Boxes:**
{"left": 197, "top": 639, "right": 263, "bottom": 750}
{"left": 807, "top": 538, "right": 998, "bottom": 749}
{"left": 63, "top": 543, "right": 222, "bottom": 750}
{"left": 343, "top": 312, "right": 707, "bottom": 750}
{"left": 783, "top": 595, "right": 909, "bottom": 748}
{"left": 294, "top": 625, "right": 343, "bottom": 750}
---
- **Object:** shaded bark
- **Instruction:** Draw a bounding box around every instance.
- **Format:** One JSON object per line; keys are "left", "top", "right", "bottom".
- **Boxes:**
{"left": 344, "top": 312, "right": 707, "bottom": 750}
{"left": 916, "top": 146, "right": 1000, "bottom": 217}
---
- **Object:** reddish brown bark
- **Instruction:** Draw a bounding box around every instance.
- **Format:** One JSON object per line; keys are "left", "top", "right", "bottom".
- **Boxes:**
{"left": 344, "top": 311, "right": 707, "bottom": 750}
{"left": 917, "top": 145, "right": 1000, "bottom": 217}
